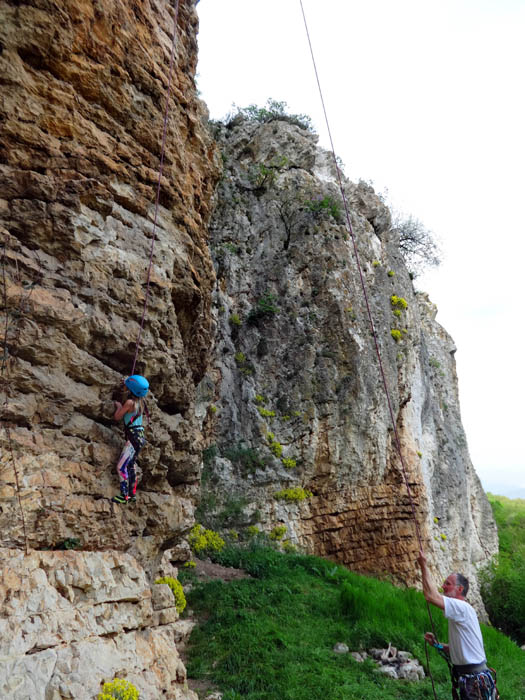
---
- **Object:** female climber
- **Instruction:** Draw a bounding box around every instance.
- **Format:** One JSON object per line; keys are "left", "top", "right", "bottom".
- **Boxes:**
{"left": 112, "top": 374, "right": 149, "bottom": 504}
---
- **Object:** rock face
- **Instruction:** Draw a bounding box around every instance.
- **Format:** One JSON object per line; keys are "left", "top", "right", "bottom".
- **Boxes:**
{"left": 0, "top": 548, "right": 196, "bottom": 700}
{"left": 0, "top": 0, "right": 219, "bottom": 555}
{"left": 0, "top": 0, "right": 217, "bottom": 696}
{"left": 0, "top": 0, "right": 498, "bottom": 694}
{"left": 204, "top": 116, "right": 497, "bottom": 607}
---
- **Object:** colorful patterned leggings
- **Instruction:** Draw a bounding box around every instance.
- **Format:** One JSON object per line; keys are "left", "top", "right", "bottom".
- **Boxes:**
{"left": 116, "top": 426, "right": 145, "bottom": 498}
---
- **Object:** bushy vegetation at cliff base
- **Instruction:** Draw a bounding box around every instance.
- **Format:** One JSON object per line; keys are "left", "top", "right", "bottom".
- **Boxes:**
{"left": 481, "top": 494, "right": 525, "bottom": 645}
{"left": 185, "top": 544, "right": 524, "bottom": 700}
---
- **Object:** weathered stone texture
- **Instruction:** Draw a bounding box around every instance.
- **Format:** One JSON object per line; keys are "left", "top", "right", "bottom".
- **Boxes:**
{"left": 0, "top": 0, "right": 220, "bottom": 554}
{"left": 204, "top": 117, "right": 497, "bottom": 607}
{"left": 0, "top": 548, "right": 197, "bottom": 699}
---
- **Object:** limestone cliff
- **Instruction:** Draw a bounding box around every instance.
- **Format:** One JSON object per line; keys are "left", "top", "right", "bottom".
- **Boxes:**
{"left": 204, "top": 116, "right": 497, "bottom": 607}
{"left": 0, "top": 0, "right": 219, "bottom": 557}
{"left": 0, "top": 0, "right": 498, "bottom": 695}
{"left": 0, "top": 0, "right": 217, "bottom": 696}
{"left": 0, "top": 548, "right": 194, "bottom": 699}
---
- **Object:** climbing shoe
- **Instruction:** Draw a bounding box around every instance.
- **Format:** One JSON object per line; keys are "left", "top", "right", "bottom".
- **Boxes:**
{"left": 129, "top": 495, "right": 136, "bottom": 503}
{"left": 112, "top": 494, "right": 128, "bottom": 504}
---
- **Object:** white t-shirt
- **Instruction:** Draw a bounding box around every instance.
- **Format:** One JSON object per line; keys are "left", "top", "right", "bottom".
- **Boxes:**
{"left": 443, "top": 597, "right": 486, "bottom": 665}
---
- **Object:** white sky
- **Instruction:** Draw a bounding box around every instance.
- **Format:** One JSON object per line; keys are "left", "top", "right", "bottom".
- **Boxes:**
{"left": 196, "top": 0, "right": 525, "bottom": 497}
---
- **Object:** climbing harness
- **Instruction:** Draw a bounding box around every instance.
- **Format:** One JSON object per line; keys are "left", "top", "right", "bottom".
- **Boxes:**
{"left": 433, "top": 645, "right": 500, "bottom": 700}
{"left": 453, "top": 667, "right": 499, "bottom": 700}
{"left": 130, "top": 0, "right": 181, "bottom": 376}
{"left": 428, "top": 644, "right": 500, "bottom": 700}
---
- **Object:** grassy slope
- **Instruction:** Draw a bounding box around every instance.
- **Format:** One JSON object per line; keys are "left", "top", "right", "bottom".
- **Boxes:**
{"left": 486, "top": 494, "right": 525, "bottom": 555}
{"left": 185, "top": 544, "right": 525, "bottom": 700}
{"left": 483, "top": 494, "right": 525, "bottom": 644}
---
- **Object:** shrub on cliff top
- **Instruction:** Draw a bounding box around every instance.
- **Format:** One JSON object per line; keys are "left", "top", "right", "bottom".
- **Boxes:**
{"left": 230, "top": 98, "right": 315, "bottom": 133}
{"left": 98, "top": 679, "right": 139, "bottom": 700}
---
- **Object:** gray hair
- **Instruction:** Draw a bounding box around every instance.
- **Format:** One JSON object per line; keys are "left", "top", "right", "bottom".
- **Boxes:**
{"left": 455, "top": 573, "right": 469, "bottom": 596}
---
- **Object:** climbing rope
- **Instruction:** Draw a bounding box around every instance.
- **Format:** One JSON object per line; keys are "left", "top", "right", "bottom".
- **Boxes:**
{"left": 298, "top": 0, "right": 441, "bottom": 693}
{"left": 1, "top": 238, "right": 39, "bottom": 555}
{"left": 131, "top": 0, "right": 181, "bottom": 375}
{"left": 425, "top": 639, "right": 450, "bottom": 699}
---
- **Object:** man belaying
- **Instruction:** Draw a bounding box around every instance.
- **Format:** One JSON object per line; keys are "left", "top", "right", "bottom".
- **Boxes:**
{"left": 417, "top": 550, "right": 499, "bottom": 700}
{"left": 112, "top": 375, "right": 149, "bottom": 504}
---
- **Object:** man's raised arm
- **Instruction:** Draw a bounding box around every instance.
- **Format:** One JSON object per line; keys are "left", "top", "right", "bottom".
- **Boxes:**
{"left": 417, "top": 549, "right": 445, "bottom": 610}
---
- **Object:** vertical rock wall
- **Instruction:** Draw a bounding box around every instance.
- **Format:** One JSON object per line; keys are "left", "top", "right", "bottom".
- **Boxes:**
{"left": 0, "top": 1, "right": 218, "bottom": 696}
{"left": 0, "top": 549, "right": 195, "bottom": 700}
{"left": 204, "top": 117, "right": 497, "bottom": 607}
{"left": 0, "top": 0, "right": 219, "bottom": 554}
{"left": 0, "top": 0, "right": 499, "bottom": 693}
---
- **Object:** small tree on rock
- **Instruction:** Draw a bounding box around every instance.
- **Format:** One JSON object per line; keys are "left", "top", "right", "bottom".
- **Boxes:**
{"left": 391, "top": 212, "right": 441, "bottom": 278}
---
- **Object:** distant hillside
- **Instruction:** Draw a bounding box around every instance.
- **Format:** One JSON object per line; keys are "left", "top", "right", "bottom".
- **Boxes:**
{"left": 483, "top": 483, "right": 525, "bottom": 499}
{"left": 482, "top": 494, "right": 525, "bottom": 644}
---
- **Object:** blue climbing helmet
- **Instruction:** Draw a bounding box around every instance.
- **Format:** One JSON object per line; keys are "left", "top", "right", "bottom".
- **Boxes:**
{"left": 125, "top": 375, "right": 149, "bottom": 398}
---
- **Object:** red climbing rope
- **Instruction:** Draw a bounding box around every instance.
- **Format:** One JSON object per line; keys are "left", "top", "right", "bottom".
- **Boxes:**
{"left": 298, "top": 0, "right": 441, "bottom": 673}
{"left": 131, "top": 0, "right": 181, "bottom": 375}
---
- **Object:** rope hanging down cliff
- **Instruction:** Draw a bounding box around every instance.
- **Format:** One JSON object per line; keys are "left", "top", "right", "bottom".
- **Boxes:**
{"left": 130, "top": 0, "right": 181, "bottom": 376}
{"left": 0, "top": 240, "right": 42, "bottom": 555}
{"left": 298, "top": 1, "right": 441, "bottom": 695}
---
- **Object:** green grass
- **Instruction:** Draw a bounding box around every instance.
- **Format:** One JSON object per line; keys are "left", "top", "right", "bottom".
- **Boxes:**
{"left": 482, "top": 494, "right": 525, "bottom": 644}
{"left": 487, "top": 493, "right": 525, "bottom": 555}
{"left": 185, "top": 545, "right": 525, "bottom": 699}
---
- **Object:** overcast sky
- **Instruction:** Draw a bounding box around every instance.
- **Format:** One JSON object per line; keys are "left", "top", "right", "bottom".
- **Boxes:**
{"left": 196, "top": 0, "right": 525, "bottom": 498}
